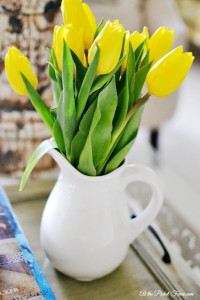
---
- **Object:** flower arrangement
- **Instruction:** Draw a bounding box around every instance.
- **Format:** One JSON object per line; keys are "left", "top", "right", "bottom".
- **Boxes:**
{"left": 5, "top": 0, "right": 194, "bottom": 190}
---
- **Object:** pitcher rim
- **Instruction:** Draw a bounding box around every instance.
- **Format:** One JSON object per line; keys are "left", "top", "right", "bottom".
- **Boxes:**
{"left": 49, "top": 148, "right": 127, "bottom": 182}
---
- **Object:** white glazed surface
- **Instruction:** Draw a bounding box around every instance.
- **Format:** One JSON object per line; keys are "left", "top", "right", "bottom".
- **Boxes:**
{"left": 40, "top": 145, "right": 163, "bottom": 281}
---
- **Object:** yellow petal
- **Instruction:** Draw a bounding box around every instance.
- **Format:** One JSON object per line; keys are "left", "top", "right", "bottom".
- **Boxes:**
{"left": 53, "top": 25, "right": 86, "bottom": 71}
{"left": 61, "top": 0, "right": 96, "bottom": 49}
{"left": 82, "top": 3, "right": 97, "bottom": 34}
{"left": 64, "top": 25, "right": 86, "bottom": 67}
{"left": 61, "top": 0, "right": 82, "bottom": 26}
{"left": 148, "top": 27, "right": 174, "bottom": 64}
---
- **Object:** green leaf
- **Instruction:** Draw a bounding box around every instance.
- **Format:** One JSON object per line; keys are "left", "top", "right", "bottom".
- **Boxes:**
{"left": 94, "top": 18, "right": 104, "bottom": 39}
{"left": 126, "top": 43, "right": 136, "bottom": 108}
{"left": 48, "top": 49, "right": 62, "bottom": 101}
{"left": 77, "top": 97, "right": 102, "bottom": 175}
{"left": 115, "top": 33, "right": 127, "bottom": 83}
{"left": 53, "top": 119, "right": 65, "bottom": 154}
{"left": 102, "top": 106, "right": 145, "bottom": 175}
{"left": 90, "top": 55, "right": 126, "bottom": 94}
{"left": 70, "top": 101, "right": 97, "bottom": 166}
{"left": 84, "top": 89, "right": 102, "bottom": 109}
{"left": 57, "top": 41, "right": 76, "bottom": 159}
{"left": 135, "top": 49, "right": 144, "bottom": 71}
{"left": 77, "top": 100, "right": 99, "bottom": 176}
{"left": 76, "top": 46, "right": 100, "bottom": 121}
{"left": 71, "top": 50, "right": 87, "bottom": 94}
{"left": 129, "top": 73, "right": 136, "bottom": 106}
{"left": 21, "top": 74, "right": 54, "bottom": 133}
{"left": 78, "top": 137, "right": 96, "bottom": 176}
{"left": 105, "top": 140, "right": 133, "bottom": 174}
{"left": 54, "top": 73, "right": 63, "bottom": 95}
{"left": 48, "top": 49, "right": 57, "bottom": 81}
{"left": 127, "top": 43, "right": 135, "bottom": 86}
{"left": 100, "top": 108, "right": 144, "bottom": 174}
{"left": 91, "top": 77, "right": 118, "bottom": 169}
{"left": 50, "top": 107, "right": 57, "bottom": 120}
{"left": 19, "top": 139, "right": 57, "bottom": 191}
{"left": 111, "top": 106, "right": 144, "bottom": 156}
{"left": 78, "top": 77, "right": 118, "bottom": 175}
{"left": 135, "top": 40, "right": 145, "bottom": 62}
{"left": 51, "top": 79, "right": 61, "bottom": 105}
{"left": 113, "top": 73, "right": 129, "bottom": 135}
{"left": 141, "top": 50, "right": 150, "bottom": 68}
{"left": 134, "top": 62, "right": 152, "bottom": 100}
{"left": 48, "top": 61, "right": 56, "bottom": 81}
{"left": 48, "top": 49, "right": 63, "bottom": 96}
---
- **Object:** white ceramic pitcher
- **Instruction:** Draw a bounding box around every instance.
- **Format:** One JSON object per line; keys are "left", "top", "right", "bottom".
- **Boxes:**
{"left": 40, "top": 146, "right": 163, "bottom": 281}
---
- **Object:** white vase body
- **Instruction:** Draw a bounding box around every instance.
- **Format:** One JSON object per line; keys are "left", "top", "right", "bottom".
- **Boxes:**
{"left": 40, "top": 148, "right": 163, "bottom": 281}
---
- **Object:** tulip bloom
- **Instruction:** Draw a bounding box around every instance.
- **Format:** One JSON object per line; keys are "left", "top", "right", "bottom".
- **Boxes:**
{"left": 53, "top": 25, "right": 86, "bottom": 71}
{"left": 121, "top": 27, "right": 149, "bottom": 74}
{"left": 88, "top": 20, "right": 125, "bottom": 75}
{"left": 146, "top": 46, "right": 194, "bottom": 97}
{"left": 148, "top": 27, "right": 174, "bottom": 64}
{"left": 61, "top": 0, "right": 96, "bottom": 49}
{"left": 5, "top": 47, "right": 38, "bottom": 96}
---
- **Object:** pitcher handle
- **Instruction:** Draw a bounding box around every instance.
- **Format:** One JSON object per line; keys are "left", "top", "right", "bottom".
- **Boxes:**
{"left": 121, "top": 164, "right": 164, "bottom": 243}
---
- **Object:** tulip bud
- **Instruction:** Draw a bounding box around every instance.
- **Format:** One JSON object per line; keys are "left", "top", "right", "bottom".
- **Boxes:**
{"left": 148, "top": 27, "right": 174, "bottom": 64}
{"left": 61, "top": 0, "right": 96, "bottom": 49}
{"left": 88, "top": 20, "right": 125, "bottom": 75}
{"left": 5, "top": 47, "right": 38, "bottom": 96}
{"left": 53, "top": 25, "right": 86, "bottom": 71}
{"left": 146, "top": 46, "right": 194, "bottom": 97}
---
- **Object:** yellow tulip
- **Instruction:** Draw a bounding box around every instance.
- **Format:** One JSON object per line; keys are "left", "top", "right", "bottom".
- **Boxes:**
{"left": 146, "top": 46, "right": 194, "bottom": 97}
{"left": 129, "top": 26, "right": 149, "bottom": 51}
{"left": 53, "top": 25, "right": 86, "bottom": 71}
{"left": 88, "top": 20, "right": 125, "bottom": 75}
{"left": 148, "top": 27, "right": 174, "bottom": 64}
{"left": 61, "top": 0, "right": 96, "bottom": 49}
{"left": 121, "top": 27, "right": 149, "bottom": 74}
{"left": 5, "top": 47, "right": 38, "bottom": 96}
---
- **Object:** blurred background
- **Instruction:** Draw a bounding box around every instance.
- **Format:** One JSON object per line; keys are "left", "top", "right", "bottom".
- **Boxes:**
{"left": 0, "top": 0, "right": 62, "bottom": 185}
{"left": 0, "top": 0, "right": 199, "bottom": 197}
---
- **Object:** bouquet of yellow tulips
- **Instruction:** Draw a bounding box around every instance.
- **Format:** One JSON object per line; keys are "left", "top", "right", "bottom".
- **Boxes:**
{"left": 5, "top": 0, "right": 194, "bottom": 190}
